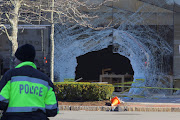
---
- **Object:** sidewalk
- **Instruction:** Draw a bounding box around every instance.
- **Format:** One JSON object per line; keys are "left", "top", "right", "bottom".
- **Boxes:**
{"left": 50, "top": 111, "right": 180, "bottom": 120}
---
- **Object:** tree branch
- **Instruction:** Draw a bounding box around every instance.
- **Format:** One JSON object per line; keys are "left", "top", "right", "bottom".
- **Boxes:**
{"left": 0, "top": 24, "right": 11, "bottom": 41}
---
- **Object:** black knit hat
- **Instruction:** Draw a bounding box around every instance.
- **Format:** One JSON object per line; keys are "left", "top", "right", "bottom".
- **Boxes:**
{"left": 15, "top": 44, "right": 36, "bottom": 62}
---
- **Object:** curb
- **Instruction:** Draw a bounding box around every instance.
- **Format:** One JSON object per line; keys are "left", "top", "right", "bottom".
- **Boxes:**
{"left": 59, "top": 105, "right": 116, "bottom": 111}
{"left": 59, "top": 102, "right": 180, "bottom": 112}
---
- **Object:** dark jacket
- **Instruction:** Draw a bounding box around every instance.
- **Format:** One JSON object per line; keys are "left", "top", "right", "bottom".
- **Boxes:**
{"left": 0, "top": 62, "right": 58, "bottom": 120}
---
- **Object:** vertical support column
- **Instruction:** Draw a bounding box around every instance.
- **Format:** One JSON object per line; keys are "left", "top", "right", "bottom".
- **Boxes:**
{"left": 122, "top": 75, "right": 124, "bottom": 92}
{"left": 100, "top": 75, "right": 102, "bottom": 82}
{"left": 169, "top": 75, "right": 173, "bottom": 95}
{"left": 110, "top": 77, "right": 112, "bottom": 84}
{"left": 173, "top": 11, "right": 180, "bottom": 84}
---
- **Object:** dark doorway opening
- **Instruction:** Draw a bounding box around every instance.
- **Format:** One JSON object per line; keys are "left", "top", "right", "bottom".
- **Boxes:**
{"left": 75, "top": 45, "right": 134, "bottom": 81}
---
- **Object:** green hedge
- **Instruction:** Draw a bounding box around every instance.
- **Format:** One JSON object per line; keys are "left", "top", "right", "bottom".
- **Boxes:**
{"left": 54, "top": 82, "right": 114, "bottom": 101}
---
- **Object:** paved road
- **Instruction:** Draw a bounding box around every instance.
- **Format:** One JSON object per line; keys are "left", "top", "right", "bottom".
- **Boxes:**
{"left": 49, "top": 111, "right": 180, "bottom": 120}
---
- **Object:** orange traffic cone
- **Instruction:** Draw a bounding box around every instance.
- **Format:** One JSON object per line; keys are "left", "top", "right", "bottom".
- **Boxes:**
{"left": 111, "top": 96, "right": 121, "bottom": 106}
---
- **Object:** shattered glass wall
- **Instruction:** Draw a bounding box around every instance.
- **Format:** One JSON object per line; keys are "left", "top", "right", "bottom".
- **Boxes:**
{"left": 54, "top": 0, "right": 174, "bottom": 95}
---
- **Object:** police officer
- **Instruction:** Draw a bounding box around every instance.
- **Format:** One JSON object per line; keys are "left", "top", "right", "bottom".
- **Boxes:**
{"left": 0, "top": 44, "right": 58, "bottom": 120}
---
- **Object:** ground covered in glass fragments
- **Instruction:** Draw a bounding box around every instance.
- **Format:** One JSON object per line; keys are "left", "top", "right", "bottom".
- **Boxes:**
{"left": 58, "top": 100, "right": 111, "bottom": 106}
{"left": 58, "top": 96, "right": 180, "bottom": 106}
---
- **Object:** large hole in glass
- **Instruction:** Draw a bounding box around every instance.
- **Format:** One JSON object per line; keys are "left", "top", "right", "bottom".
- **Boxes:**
{"left": 75, "top": 45, "right": 134, "bottom": 83}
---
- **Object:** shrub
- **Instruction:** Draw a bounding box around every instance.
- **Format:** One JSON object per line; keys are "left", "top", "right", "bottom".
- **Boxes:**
{"left": 54, "top": 82, "right": 114, "bottom": 101}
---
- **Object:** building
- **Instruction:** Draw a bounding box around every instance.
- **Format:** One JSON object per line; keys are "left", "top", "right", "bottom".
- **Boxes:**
{"left": 52, "top": 0, "right": 180, "bottom": 95}
{"left": 1, "top": 0, "right": 180, "bottom": 92}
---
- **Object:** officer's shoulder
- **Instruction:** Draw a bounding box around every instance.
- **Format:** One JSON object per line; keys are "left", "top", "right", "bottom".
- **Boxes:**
{"left": 1, "top": 68, "right": 16, "bottom": 80}
{"left": 3, "top": 68, "right": 15, "bottom": 76}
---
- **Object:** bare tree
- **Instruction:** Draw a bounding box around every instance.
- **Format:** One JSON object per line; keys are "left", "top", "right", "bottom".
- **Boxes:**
{"left": 0, "top": 0, "right": 22, "bottom": 68}
{"left": 0, "top": 0, "right": 50, "bottom": 68}
{"left": 50, "top": 0, "right": 55, "bottom": 82}
{"left": 0, "top": 0, "right": 34, "bottom": 67}
{"left": 0, "top": 0, "right": 114, "bottom": 80}
{"left": 44, "top": 0, "right": 115, "bottom": 82}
